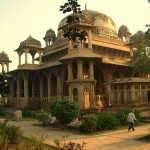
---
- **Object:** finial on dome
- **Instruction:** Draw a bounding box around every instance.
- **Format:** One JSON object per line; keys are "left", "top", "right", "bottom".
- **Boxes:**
{"left": 85, "top": 1, "right": 87, "bottom": 10}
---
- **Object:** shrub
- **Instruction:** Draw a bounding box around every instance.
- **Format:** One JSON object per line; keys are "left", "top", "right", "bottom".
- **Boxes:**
{"left": 97, "top": 112, "right": 119, "bottom": 131}
{"left": 36, "top": 112, "right": 51, "bottom": 126}
{"left": 116, "top": 108, "right": 141, "bottom": 126}
{"left": 79, "top": 114, "right": 98, "bottom": 133}
{"left": 6, "top": 125, "right": 23, "bottom": 144}
{"left": 50, "top": 99, "right": 80, "bottom": 128}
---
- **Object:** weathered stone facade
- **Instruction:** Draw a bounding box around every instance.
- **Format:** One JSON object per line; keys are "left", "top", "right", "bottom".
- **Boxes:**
{"left": 5, "top": 9, "right": 150, "bottom": 115}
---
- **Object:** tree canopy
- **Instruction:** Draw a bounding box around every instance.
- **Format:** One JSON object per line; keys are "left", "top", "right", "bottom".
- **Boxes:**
{"left": 0, "top": 72, "right": 9, "bottom": 97}
{"left": 59, "top": 0, "right": 87, "bottom": 42}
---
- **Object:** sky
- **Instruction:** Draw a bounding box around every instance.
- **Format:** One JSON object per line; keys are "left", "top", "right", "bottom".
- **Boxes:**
{"left": 0, "top": 0, "right": 149, "bottom": 71}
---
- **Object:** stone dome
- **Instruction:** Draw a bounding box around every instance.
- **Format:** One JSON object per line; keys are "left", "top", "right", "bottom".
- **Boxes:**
{"left": 57, "top": 9, "right": 117, "bottom": 40}
{"left": 118, "top": 25, "right": 130, "bottom": 34}
{"left": 129, "top": 31, "right": 145, "bottom": 43}
{"left": 19, "top": 36, "right": 41, "bottom": 48}
{"left": 0, "top": 51, "right": 9, "bottom": 60}
{"left": 44, "top": 28, "right": 56, "bottom": 39}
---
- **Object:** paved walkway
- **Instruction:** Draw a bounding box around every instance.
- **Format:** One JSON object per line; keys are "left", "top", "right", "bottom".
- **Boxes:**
{"left": 0, "top": 118, "right": 150, "bottom": 150}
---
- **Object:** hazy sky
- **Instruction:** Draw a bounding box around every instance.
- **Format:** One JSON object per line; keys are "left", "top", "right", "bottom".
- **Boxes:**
{"left": 0, "top": 0, "right": 149, "bottom": 71}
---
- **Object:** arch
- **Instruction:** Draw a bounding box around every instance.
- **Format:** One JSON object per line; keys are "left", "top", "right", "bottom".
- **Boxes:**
{"left": 73, "top": 88, "right": 78, "bottom": 103}
{"left": 72, "top": 62, "right": 77, "bottom": 79}
{"left": 147, "top": 91, "right": 150, "bottom": 102}
{"left": 83, "top": 61, "right": 89, "bottom": 79}
{"left": 94, "top": 65, "right": 104, "bottom": 95}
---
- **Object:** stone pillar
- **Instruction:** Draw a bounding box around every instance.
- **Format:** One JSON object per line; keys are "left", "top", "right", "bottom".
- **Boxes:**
{"left": 68, "top": 40, "right": 73, "bottom": 50}
{"left": 32, "top": 55, "right": 34, "bottom": 64}
{"left": 57, "top": 76, "right": 61, "bottom": 99}
{"left": 78, "top": 85, "right": 84, "bottom": 109}
{"left": 39, "top": 76, "right": 43, "bottom": 102}
{"left": 77, "top": 60, "right": 83, "bottom": 80}
{"left": 24, "top": 79, "right": 28, "bottom": 99}
{"left": 25, "top": 49, "right": 28, "bottom": 64}
{"left": 89, "top": 60, "right": 94, "bottom": 79}
{"left": 48, "top": 77, "right": 51, "bottom": 102}
{"left": 131, "top": 84, "right": 135, "bottom": 105}
{"left": 32, "top": 81, "right": 35, "bottom": 98}
{"left": 39, "top": 50, "right": 42, "bottom": 64}
{"left": 68, "top": 62, "right": 73, "bottom": 80}
{"left": 17, "top": 79, "right": 20, "bottom": 106}
{"left": 18, "top": 53, "right": 21, "bottom": 66}
{"left": 88, "top": 29, "right": 92, "bottom": 49}
{"left": 7, "top": 63, "right": 9, "bottom": 72}
{"left": 2, "top": 63, "right": 4, "bottom": 72}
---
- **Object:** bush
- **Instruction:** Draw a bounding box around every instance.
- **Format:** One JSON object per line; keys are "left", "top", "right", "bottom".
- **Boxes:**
{"left": 79, "top": 114, "right": 97, "bottom": 133}
{"left": 36, "top": 112, "right": 51, "bottom": 126}
{"left": 50, "top": 99, "right": 80, "bottom": 128}
{"left": 0, "top": 120, "right": 23, "bottom": 148}
{"left": 116, "top": 108, "right": 141, "bottom": 126}
{"left": 6, "top": 125, "right": 23, "bottom": 144}
{"left": 97, "top": 112, "right": 119, "bottom": 131}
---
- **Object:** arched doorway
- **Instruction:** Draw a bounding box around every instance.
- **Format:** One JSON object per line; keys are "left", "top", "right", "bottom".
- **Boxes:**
{"left": 73, "top": 88, "right": 78, "bottom": 103}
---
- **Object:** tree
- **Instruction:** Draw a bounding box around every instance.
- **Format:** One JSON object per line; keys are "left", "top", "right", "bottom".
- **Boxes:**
{"left": 50, "top": 99, "right": 80, "bottom": 128}
{"left": 59, "top": 0, "right": 87, "bottom": 42}
{"left": 0, "top": 72, "right": 9, "bottom": 97}
{"left": 131, "top": 24, "right": 150, "bottom": 75}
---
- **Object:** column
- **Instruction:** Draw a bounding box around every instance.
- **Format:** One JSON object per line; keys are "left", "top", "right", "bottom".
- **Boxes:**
{"left": 68, "top": 40, "right": 73, "bottom": 50}
{"left": 24, "top": 79, "right": 28, "bottom": 99}
{"left": 57, "top": 76, "right": 61, "bottom": 99}
{"left": 39, "top": 77, "right": 43, "bottom": 101}
{"left": 18, "top": 53, "right": 21, "bottom": 66}
{"left": 88, "top": 29, "right": 92, "bottom": 49}
{"left": 16, "top": 79, "right": 20, "bottom": 106}
{"left": 25, "top": 50, "right": 28, "bottom": 64}
{"left": 32, "top": 81, "right": 35, "bottom": 98}
{"left": 7, "top": 63, "right": 9, "bottom": 72}
{"left": 39, "top": 50, "right": 42, "bottom": 64}
{"left": 89, "top": 60, "right": 94, "bottom": 79}
{"left": 48, "top": 77, "right": 51, "bottom": 102}
{"left": 68, "top": 62, "right": 73, "bottom": 80}
{"left": 2, "top": 63, "right": 4, "bottom": 72}
{"left": 77, "top": 60, "right": 83, "bottom": 80}
{"left": 32, "top": 55, "right": 34, "bottom": 64}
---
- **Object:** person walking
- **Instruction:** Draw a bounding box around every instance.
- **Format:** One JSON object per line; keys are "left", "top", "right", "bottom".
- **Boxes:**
{"left": 127, "top": 110, "right": 137, "bottom": 132}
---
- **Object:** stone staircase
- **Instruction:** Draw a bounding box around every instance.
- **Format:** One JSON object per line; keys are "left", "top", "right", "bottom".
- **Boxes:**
{"left": 2, "top": 107, "right": 17, "bottom": 117}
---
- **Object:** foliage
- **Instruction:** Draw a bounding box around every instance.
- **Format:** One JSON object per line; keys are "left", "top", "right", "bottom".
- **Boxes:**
{"left": 50, "top": 99, "right": 80, "bottom": 127}
{"left": 0, "top": 119, "right": 23, "bottom": 149}
{"left": 6, "top": 125, "right": 23, "bottom": 144}
{"left": 36, "top": 112, "right": 51, "bottom": 126}
{"left": 131, "top": 46, "right": 150, "bottom": 74}
{"left": 79, "top": 114, "right": 98, "bottom": 133}
{"left": 0, "top": 120, "right": 9, "bottom": 148}
{"left": 62, "top": 141, "right": 86, "bottom": 150}
{"left": 97, "top": 112, "right": 119, "bottom": 131}
{"left": 0, "top": 71, "right": 9, "bottom": 97}
{"left": 116, "top": 108, "right": 141, "bottom": 126}
{"left": 59, "top": 0, "right": 87, "bottom": 42}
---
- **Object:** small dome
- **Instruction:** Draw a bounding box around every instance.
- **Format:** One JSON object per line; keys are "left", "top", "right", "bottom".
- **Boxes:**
{"left": 44, "top": 28, "right": 55, "bottom": 39}
{"left": 19, "top": 36, "right": 41, "bottom": 48}
{"left": 0, "top": 51, "right": 9, "bottom": 60}
{"left": 118, "top": 25, "right": 130, "bottom": 34}
{"left": 57, "top": 9, "right": 118, "bottom": 40}
{"left": 129, "top": 31, "right": 145, "bottom": 43}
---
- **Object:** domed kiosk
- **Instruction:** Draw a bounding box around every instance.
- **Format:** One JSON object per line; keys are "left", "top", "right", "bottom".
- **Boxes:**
{"left": 57, "top": 9, "right": 118, "bottom": 40}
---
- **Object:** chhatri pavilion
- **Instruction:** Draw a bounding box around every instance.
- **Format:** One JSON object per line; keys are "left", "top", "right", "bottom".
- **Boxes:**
{"left": 1, "top": 6, "right": 150, "bottom": 116}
